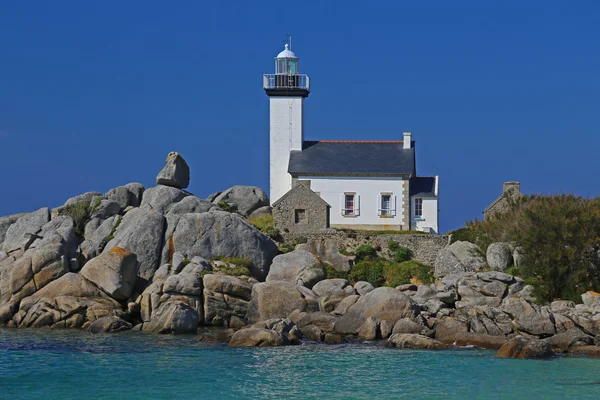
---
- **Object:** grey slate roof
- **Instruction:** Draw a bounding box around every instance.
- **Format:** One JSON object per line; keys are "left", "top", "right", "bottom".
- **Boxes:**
{"left": 410, "top": 176, "right": 436, "bottom": 197}
{"left": 288, "top": 141, "right": 415, "bottom": 176}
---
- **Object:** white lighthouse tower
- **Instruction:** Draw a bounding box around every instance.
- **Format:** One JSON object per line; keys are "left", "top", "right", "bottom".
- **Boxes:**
{"left": 264, "top": 42, "right": 310, "bottom": 203}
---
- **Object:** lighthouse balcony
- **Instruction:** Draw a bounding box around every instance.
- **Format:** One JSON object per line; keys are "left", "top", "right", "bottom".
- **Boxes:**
{"left": 263, "top": 74, "right": 310, "bottom": 91}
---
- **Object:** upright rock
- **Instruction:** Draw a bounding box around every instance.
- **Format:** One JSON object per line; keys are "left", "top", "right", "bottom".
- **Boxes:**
{"left": 80, "top": 248, "right": 138, "bottom": 301}
{"left": 497, "top": 336, "right": 555, "bottom": 359}
{"left": 203, "top": 274, "right": 253, "bottom": 326}
{"left": 103, "top": 206, "right": 165, "bottom": 284}
{"left": 105, "top": 183, "right": 145, "bottom": 211}
{"left": 156, "top": 152, "right": 190, "bottom": 189}
{"left": 486, "top": 242, "right": 514, "bottom": 272}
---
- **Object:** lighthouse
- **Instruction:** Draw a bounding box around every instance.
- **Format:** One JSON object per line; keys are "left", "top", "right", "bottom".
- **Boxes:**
{"left": 264, "top": 43, "right": 310, "bottom": 203}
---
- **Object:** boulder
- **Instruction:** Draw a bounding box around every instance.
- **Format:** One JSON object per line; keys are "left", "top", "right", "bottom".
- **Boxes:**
{"left": 357, "top": 317, "right": 378, "bottom": 340}
{"left": 80, "top": 216, "right": 121, "bottom": 260}
{"left": 139, "top": 260, "right": 206, "bottom": 325}
{"left": 89, "top": 200, "right": 120, "bottom": 220}
{"left": 312, "top": 279, "right": 356, "bottom": 312}
{"left": 543, "top": 329, "right": 594, "bottom": 353}
{"left": 9, "top": 243, "right": 70, "bottom": 305}
{"left": 141, "top": 185, "right": 188, "bottom": 215}
{"left": 354, "top": 281, "right": 375, "bottom": 296}
{"left": 103, "top": 206, "right": 165, "bottom": 284}
{"left": 229, "top": 328, "right": 285, "bottom": 347}
{"left": 456, "top": 276, "right": 507, "bottom": 308}
{"left": 581, "top": 291, "right": 600, "bottom": 307}
{"left": 333, "top": 295, "right": 360, "bottom": 315}
{"left": 295, "top": 239, "right": 354, "bottom": 272}
{"left": 497, "top": 336, "right": 555, "bottom": 359}
{"left": 156, "top": 152, "right": 190, "bottom": 189}
{"left": 466, "top": 306, "right": 512, "bottom": 336}
{"left": 502, "top": 298, "right": 556, "bottom": 336}
{"left": 161, "top": 196, "right": 218, "bottom": 264}
{"left": 14, "top": 295, "right": 122, "bottom": 329}
{"left": 88, "top": 316, "right": 132, "bottom": 333}
{"left": 266, "top": 250, "right": 326, "bottom": 289}
{"left": 434, "top": 241, "right": 486, "bottom": 277}
{"left": 246, "top": 281, "right": 319, "bottom": 324}
{"left": 80, "top": 248, "right": 138, "bottom": 301}
{"left": 212, "top": 186, "right": 270, "bottom": 217}
{"left": 142, "top": 300, "right": 199, "bottom": 334}
{"left": 334, "top": 287, "right": 420, "bottom": 335}
{"left": 486, "top": 242, "right": 513, "bottom": 272}
{"left": 392, "top": 318, "right": 430, "bottom": 336}
{"left": 387, "top": 334, "right": 448, "bottom": 350}
{"left": 567, "top": 346, "right": 600, "bottom": 357}
{"left": 171, "top": 210, "right": 278, "bottom": 280}
{"left": 550, "top": 300, "right": 576, "bottom": 314}
{"left": 0, "top": 213, "right": 28, "bottom": 245}
{"left": 203, "top": 274, "right": 252, "bottom": 326}
{"left": 64, "top": 192, "right": 103, "bottom": 207}
{"left": 2, "top": 208, "right": 50, "bottom": 253}
{"left": 105, "top": 183, "right": 145, "bottom": 211}
{"left": 18, "top": 273, "right": 118, "bottom": 312}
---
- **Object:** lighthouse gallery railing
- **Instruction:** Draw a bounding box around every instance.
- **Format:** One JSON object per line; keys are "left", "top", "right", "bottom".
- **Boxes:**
{"left": 263, "top": 74, "right": 310, "bottom": 90}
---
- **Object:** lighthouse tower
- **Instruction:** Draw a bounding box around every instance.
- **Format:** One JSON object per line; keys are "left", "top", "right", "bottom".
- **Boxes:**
{"left": 264, "top": 43, "right": 310, "bottom": 203}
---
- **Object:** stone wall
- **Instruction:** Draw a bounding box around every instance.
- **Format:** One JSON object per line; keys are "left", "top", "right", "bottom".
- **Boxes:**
{"left": 285, "top": 231, "right": 450, "bottom": 268}
{"left": 272, "top": 181, "right": 329, "bottom": 234}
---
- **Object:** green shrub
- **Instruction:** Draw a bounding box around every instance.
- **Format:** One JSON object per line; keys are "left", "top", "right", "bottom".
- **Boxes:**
{"left": 324, "top": 262, "right": 348, "bottom": 280}
{"left": 248, "top": 214, "right": 273, "bottom": 233}
{"left": 348, "top": 260, "right": 386, "bottom": 287}
{"left": 294, "top": 236, "right": 308, "bottom": 245}
{"left": 384, "top": 261, "right": 434, "bottom": 287}
{"left": 278, "top": 242, "right": 294, "bottom": 254}
{"left": 447, "top": 226, "right": 479, "bottom": 244}
{"left": 61, "top": 201, "right": 92, "bottom": 237}
{"left": 354, "top": 244, "right": 379, "bottom": 262}
{"left": 386, "top": 240, "right": 412, "bottom": 263}
{"left": 462, "top": 194, "right": 600, "bottom": 303}
{"left": 339, "top": 247, "right": 354, "bottom": 256}
{"left": 105, "top": 215, "right": 122, "bottom": 242}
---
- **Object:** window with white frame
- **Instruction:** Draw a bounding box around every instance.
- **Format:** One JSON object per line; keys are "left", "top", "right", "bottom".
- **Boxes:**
{"left": 378, "top": 193, "right": 396, "bottom": 216}
{"left": 343, "top": 193, "right": 358, "bottom": 216}
{"left": 415, "top": 198, "right": 423, "bottom": 217}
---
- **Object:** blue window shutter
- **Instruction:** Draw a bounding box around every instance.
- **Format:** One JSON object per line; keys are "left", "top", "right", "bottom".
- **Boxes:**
{"left": 392, "top": 195, "right": 397, "bottom": 216}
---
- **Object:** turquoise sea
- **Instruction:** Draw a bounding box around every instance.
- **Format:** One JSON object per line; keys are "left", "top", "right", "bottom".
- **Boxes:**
{"left": 0, "top": 328, "right": 599, "bottom": 400}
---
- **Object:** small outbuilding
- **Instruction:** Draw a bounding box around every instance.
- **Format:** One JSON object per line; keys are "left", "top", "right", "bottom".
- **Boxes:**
{"left": 484, "top": 182, "right": 521, "bottom": 219}
{"left": 272, "top": 180, "right": 330, "bottom": 233}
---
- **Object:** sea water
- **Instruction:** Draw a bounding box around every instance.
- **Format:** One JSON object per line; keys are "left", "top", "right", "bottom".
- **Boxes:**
{"left": 0, "top": 328, "right": 599, "bottom": 400}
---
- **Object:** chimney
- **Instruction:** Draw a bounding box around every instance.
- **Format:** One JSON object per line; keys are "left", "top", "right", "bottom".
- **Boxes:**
{"left": 403, "top": 131, "right": 412, "bottom": 149}
{"left": 503, "top": 181, "right": 520, "bottom": 194}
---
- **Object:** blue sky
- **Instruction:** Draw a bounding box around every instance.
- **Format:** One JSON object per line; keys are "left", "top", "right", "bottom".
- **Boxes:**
{"left": 0, "top": 1, "right": 598, "bottom": 233}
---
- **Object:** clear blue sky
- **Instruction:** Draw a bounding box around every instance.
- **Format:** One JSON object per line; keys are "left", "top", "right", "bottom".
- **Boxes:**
{"left": 1, "top": 1, "right": 598, "bottom": 233}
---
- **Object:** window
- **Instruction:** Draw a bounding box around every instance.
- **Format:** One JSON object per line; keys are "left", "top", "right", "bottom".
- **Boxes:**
{"left": 380, "top": 194, "right": 391, "bottom": 216}
{"left": 343, "top": 194, "right": 356, "bottom": 216}
{"left": 294, "top": 209, "right": 306, "bottom": 224}
{"left": 415, "top": 198, "right": 423, "bottom": 217}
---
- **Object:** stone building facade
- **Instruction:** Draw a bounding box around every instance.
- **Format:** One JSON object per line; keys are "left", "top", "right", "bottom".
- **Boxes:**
{"left": 484, "top": 182, "right": 521, "bottom": 219}
{"left": 272, "top": 180, "right": 330, "bottom": 234}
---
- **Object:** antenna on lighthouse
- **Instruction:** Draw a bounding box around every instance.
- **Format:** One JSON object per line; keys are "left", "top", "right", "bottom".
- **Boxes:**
{"left": 288, "top": 33, "right": 292, "bottom": 50}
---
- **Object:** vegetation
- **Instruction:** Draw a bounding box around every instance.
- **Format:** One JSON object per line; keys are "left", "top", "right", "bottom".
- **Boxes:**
{"left": 248, "top": 214, "right": 281, "bottom": 241}
{"left": 384, "top": 260, "right": 435, "bottom": 287}
{"left": 105, "top": 215, "right": 122, "bottom": 242}
{"left": 217, "top": 201, "right": 238, "bottom": 213}
{"left": 338, "top": 229, "right": 429, "bottom": 236}
{"left": 278, "top": 242, "right": 294, "bottom": 254}
{"left": 387, "top": 240, "right": 412, "bottom": 263}
{"left": 61, "top": 201, "right": 92, "bottom": 237}
{"left": 201, "top": 257, "right": 253, "bottom": 279}
{"left": 462, "top": 194, "right": 600, "bottom": 303}
{"left": 346, "top": 242, "right": 434, "bottom": 287}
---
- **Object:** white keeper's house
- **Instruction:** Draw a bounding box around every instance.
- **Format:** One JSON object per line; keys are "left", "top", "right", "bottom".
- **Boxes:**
{"left": 264, "top": 43, "right": 439, "bottom": 234}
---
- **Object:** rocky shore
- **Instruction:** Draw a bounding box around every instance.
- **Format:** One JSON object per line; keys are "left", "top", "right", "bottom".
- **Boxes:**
{"left": 1, "top": 152, "right": 599, "bottom": 359}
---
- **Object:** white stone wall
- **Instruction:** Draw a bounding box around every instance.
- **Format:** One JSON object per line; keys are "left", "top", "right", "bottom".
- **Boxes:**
{"left": 270, "top": 96, "right": 304, "bottom": 203}
{"left": 411, "top": 196, "right": 439, "bottom": 234}
{"left": 298, "top": 175, "right": 407, "bottom": 229}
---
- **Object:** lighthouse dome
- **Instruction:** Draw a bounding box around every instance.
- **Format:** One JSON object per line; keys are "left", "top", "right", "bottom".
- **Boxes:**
{"left": 276, "top": 44, "right": 298, "bottom": 59}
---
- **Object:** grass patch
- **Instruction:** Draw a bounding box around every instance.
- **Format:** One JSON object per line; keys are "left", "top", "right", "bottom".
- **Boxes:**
{"left": 61, "top": 201, "right": 91, "bottom": 237}
{"left": 217, "top": 201, "right": 238, "bottom": 213}
{"left": 201, "top": 257, "right": 253, "bottom": 278}
{"left": 248, "top": 214, "right": 281, "bottom": 241}
{"left": 105, "top": 215, "right": 122, "bottom": 242}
